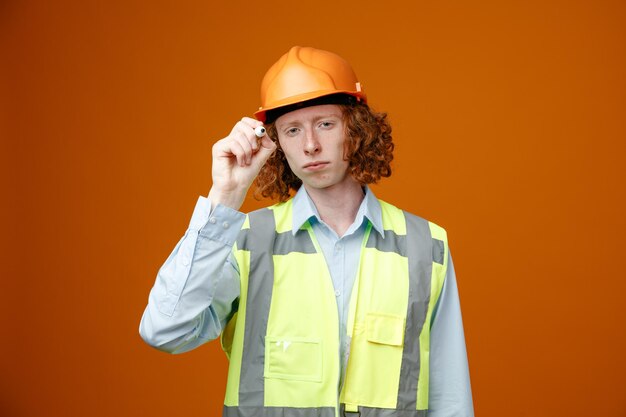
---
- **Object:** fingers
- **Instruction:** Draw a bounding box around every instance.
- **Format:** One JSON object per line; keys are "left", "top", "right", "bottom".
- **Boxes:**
{"left": 259, "top": 135, "right": 276, "bottom": 150}
{"left": 249, "top": 135, "right": 277, "bottom": 170}
{"left": 239, "top": 116, "right": 262, "bottom": 128}
{"left": 230, "top": 120, "right": 260, "bottom": 166}
{"left": 240, "top": 117, "right": 265, "bottom": 140}
{"left": 228, "top": 139, "right": 248, "bottom": 166}
{"left": 214, "top": 118, "right": 269, "bottom": 167}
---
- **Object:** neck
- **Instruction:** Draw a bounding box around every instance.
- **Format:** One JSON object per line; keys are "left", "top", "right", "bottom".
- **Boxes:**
{"left": 304, "top": 180, "right": 365, "bottom": 237}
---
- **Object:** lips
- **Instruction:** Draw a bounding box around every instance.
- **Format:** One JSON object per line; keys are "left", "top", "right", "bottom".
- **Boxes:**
{"left": 303, "top": 161, "right": 329, "bottom": 170}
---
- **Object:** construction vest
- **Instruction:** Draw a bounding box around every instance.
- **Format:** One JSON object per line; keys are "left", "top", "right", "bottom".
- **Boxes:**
{"left": 220, "top": 198, "right": 448, "bottom": 417}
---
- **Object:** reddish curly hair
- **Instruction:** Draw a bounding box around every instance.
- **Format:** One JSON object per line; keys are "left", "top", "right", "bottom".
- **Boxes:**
{"left": 254, "top": 103, "right": 394, "bottom": 202}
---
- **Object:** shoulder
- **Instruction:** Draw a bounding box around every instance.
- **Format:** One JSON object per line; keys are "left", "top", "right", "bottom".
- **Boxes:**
{"left": 247, "top": 198, "right": 292, "bottom": 214}
{"left": 244, "top": 199, "right": 294, "bottom": 229}
{"left": 378, "top": 198, "right": 448, "bottom": 244}
{"left": 380, "top": 199, "right": 449, "bottom": 270}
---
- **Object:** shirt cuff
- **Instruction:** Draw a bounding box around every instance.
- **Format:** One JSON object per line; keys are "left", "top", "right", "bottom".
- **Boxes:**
{"left": 188, "top": 196, "right": 212, "bottom": 231}
{"left": 193, "top": 196, "right": 245, "bottom": 246}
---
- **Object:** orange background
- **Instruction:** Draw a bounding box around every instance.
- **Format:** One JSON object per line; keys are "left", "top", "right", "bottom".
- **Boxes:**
{"left": 1, "top": 0, "right": 625, "bottom": 416}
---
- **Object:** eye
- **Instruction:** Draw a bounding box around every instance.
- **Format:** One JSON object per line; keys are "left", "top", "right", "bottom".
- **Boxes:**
{"left": 318, "top": 121, "right": 335, "bottom": 129}
{"left": 285, "top": 127, "right": 300, "bottom": 137}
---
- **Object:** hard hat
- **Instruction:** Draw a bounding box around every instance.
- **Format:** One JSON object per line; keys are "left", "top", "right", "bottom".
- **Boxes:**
{"left": 254, "top": 46, "right": 367, "bottom": 123}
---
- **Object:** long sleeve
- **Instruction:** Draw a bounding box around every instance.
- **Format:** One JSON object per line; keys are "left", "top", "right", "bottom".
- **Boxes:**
{"left": 427, "top": 251, "right": 474, "bottom": 417}
{"left": 139, "top": 196, "right": 245, "bottom": 354}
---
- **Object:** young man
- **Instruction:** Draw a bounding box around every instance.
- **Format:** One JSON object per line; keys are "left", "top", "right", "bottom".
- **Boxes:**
{"left": 140, "top": 46, "right": 473, "bottom": 417}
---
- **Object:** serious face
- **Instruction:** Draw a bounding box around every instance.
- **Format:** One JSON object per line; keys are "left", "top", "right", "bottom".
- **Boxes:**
{"left": 275, "top": 104, "right": 357, "bottom": 192}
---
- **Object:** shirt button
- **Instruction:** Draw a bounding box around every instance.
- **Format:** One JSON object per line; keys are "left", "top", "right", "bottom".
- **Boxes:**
{"left": 209, "top": 217, "right": 217, "bottom": 224}
{"left": 335, "top": 244, "right": 342, "bottom": 251}
{"left": 335, "top": 290, "right": 341, "bottom": 297}
{"left": 182, "top": 256, "right": 190, "bottom": 266}
{"left": 223, "top": 221, "right": 229, "bottom": 229}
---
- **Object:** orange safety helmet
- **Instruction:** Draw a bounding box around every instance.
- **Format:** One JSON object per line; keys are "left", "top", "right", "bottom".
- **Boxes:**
{"left": 254, "top": 46, "right": 367, "bottom": 123}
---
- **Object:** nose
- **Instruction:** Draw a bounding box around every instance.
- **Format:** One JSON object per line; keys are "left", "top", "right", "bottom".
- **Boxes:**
{"left": 303, "top": 129, "right": 321, "bottom": 155}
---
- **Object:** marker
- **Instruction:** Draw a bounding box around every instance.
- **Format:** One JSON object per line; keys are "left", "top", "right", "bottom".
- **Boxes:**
{"left": 254, "top": 126, "right": 266, "bottom": 138}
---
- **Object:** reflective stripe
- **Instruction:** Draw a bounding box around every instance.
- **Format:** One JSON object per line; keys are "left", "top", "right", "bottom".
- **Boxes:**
{"left": 365, "top": 229, "right": 407, "bottom": 257}
{"left": 432, "top": 238, "right": 444, "bottom": 265}
{"left": 224, "top": 405, "right": 426, "bottom": 417}
{"left": 224, "top": 406, "right": 336, "bottom": 417}
{"left": 396, "top": 212, "right": 433, "bottom": 410}
{"left": 236, "top": 229, "right": 316, "bottom": 255}
{"left": 275, "top": 230, "right": 317, "bottom": 255}
{"left": 341, "top": 405, "right": 427, "bottom": 417}
{"left": 239, "top": 209, "right": 276, "bottom": 406}
{"left": 417, "top": 222, "right": 448, "bottom": 408}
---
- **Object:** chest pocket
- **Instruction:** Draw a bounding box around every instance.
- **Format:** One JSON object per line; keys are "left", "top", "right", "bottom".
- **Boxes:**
{"left": 264, "top": 336, "right": 323, "bottom": 382}
{"left": 366, "top": 312, "right": 405, "bottom": 346}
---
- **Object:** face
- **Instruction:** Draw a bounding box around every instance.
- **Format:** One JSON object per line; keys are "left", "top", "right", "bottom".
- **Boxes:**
{"left": 275, "top": 104, "right": 357, "bottom": 192}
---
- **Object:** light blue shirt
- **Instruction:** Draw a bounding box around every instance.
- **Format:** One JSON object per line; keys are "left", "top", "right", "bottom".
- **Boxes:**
{"left": 292, "top": 186, "right": 385, "bottom": 391}
{"left": 140, "top": 187, "right": 473, "bottom": 417}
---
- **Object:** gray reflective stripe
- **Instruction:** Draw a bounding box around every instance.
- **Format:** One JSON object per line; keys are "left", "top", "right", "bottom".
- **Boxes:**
{"left": 275, "top": 230, "right": 316, "bottom": 255}
{"left": 236, "top": 230, "right": 316, "bottom": 255}
{"left": 365, "top": 229, "right": 407, "bottom": 257}
{"left": 432, "top": 238, "right": 444, "bottom": 265}
{"left": 396, "top": 212, "right": 433, "bottom": 410}
{"left": 224, "top": 406, "right": 336, "bottom": 417}
{"left": 341, "top": 405, "right": 427, "bottom": 417}
{"left": 238, "top": 209, "right": 276, "bottom": 406}
{"left": 235, "top": 229, "right": 249, "bottom": 251}
{"left": 349, "top": 406, "right": 427, "bottom": 417}
{"left": 224, "top": 405, "right": 427, "bottom": 417}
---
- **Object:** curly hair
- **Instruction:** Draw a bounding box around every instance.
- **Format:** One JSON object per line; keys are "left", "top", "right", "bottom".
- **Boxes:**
{"left": 254, "top": 103, "right": 394, "bottom": 202}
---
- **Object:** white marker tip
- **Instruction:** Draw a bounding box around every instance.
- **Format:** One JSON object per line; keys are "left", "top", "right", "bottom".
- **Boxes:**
{"left": 254, "top": 126, "right": 266, "bottom": 138}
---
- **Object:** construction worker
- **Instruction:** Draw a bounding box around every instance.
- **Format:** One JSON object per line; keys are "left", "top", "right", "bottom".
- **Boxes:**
{"left": 140, "top": 46, "right": 473, "bottom": 417}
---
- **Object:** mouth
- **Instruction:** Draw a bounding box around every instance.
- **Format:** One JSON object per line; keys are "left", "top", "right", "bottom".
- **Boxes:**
{"left": 303, "top": 161, "right": 329, "bottom": 171}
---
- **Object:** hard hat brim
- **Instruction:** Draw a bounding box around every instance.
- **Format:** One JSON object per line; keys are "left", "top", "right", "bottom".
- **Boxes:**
{"left": 254, "top": 90, "right": 366, "bottom": 123}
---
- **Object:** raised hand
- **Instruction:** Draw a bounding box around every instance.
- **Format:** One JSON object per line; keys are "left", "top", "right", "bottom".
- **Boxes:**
{"left": 208, "top": 117, "right": 276, "bottom": 210}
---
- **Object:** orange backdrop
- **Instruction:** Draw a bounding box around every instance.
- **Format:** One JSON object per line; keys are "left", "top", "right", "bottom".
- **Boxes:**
{"left": 1, "top": 0, "right": 625, "bottom": 416}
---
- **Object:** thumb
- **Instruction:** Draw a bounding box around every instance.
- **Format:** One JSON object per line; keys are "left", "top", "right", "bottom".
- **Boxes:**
{"left": 252, "top": 136, "right": 277, "bottom": 168}
{"left": 259, "top": 135, "right": 276, "bottom": 151}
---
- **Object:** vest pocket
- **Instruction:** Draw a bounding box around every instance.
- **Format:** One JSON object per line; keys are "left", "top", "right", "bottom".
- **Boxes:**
{"left": 366, "top": 312, "right": 405, "bottom": 346}
{"left": 264, "top": 336, "right": 323, "bottom": 382}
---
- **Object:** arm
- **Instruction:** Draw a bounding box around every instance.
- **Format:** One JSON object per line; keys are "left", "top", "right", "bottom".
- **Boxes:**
{"left": 427, "top": 251, "right": 474, "bottom": 417}
{"left": 139, "top": 117, "right": 276, "bottom": 353}
{"left": 138, "top": 198, "right": 245, "bottom": 353}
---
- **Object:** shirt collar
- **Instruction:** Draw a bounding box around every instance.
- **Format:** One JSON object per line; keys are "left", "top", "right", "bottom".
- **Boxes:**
{"left": 291, "top": 186, "right": 384, "bottom": 237}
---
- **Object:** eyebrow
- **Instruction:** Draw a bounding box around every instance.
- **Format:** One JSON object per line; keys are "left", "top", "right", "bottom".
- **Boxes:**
{"left": 277, "top": 113, "right": 342, "bottom": 128}
{"left": 312, "top": 113, "right": 341, "bottom": 123}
